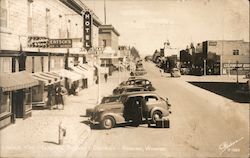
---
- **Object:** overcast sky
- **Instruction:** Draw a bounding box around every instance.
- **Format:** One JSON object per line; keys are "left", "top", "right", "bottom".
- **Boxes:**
{"left": 84, "top": 0, "right": 249, "bottom": 55}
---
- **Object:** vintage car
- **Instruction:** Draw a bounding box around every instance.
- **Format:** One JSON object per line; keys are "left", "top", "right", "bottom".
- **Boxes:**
{"left": 88, "top": 92, "right": 171, "bottom": 129}
{"left": 113, "top": 85, "right": 148, "bottom": 95}
{"left": 170, "top": 68, "right": 181, "bottom": 77}
{"left": 130, "top": 68, "right": 147, "bottom": 76}
{"left": 125, "top": 79, "right": 156, "bottom": 91}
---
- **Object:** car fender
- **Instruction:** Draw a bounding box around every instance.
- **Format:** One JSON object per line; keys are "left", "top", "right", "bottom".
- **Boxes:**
{"left": 150, "top": 107, "right": 170, "bottom": 118}
{"left": 100, "top": 112, "right": 125, "bottom": 124}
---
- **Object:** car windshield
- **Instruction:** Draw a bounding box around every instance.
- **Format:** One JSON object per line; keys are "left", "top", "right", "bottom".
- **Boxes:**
{"left": 101, "top": 96, "right": 121, "bottom": 104}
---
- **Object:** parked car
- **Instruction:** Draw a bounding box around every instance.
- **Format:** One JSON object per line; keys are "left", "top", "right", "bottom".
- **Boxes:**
{"left": 128, "top": 76, "right": 143, "bottom": 81}
{"left": 88, "top": 92, "right": 171, "bottom": 129}
{"left": 170, "top": 68, "right": 181, "bottom": 77}
{"left": 113, "top": 86, "right": 148, "bottom": 95}
{"left": 125, "top": 79, "right": 156, "bottom": 91}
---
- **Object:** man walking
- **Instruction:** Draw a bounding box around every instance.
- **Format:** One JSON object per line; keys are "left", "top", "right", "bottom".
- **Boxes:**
{"left": 104, "top": 73, "right": 108, "bottom": 83}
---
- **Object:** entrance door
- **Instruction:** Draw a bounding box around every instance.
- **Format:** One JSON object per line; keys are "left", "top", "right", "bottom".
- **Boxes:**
{"left": 12, "top": 89, "right": 25, "bottom": 118}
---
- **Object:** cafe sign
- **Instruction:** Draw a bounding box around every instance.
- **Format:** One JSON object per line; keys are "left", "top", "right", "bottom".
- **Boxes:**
{"left": 83, "top": 11, "right": 92, "bottom": 51}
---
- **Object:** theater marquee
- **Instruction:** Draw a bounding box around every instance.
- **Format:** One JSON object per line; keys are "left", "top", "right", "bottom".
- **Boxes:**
{"left": 83, "top": 11, "right": 92, "bottom": 51}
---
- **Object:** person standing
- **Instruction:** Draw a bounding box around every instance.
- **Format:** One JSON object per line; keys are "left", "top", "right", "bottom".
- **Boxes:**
{"left": 132, "top": 97, "right": 142, "bottom": 127}
{"left": 104, "top": 73, "right": 108, "bottom": 83}
{"left": 142, "top": 98, "right": 151, "bottom": 127}
{"left": 55, "top": 83, "right": 64, "bottom": 110}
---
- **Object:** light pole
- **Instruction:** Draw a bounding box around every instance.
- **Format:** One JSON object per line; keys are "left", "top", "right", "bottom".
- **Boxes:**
{"left": 204, "top": 59, "right": 206, "bottom": 76}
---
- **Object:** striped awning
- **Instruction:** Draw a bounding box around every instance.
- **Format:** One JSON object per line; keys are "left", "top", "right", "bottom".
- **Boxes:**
{"left": 0, "top": 71, "right": 39, "bottom": 92}
{"left": 69, "top": 66, "right": 87, "bottom": 78}
{"left": 54, "top": 69, "right": 83, "bottom": 82}
{"left": 31, "top": 72, "right": 63, "bottom": 86}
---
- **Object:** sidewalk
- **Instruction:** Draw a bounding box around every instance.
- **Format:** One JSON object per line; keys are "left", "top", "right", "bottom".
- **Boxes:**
{"left": 0, "top": 71, "right": 129, "bottom": 158}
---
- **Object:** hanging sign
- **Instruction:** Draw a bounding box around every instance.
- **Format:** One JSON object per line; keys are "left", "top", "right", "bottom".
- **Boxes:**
{"left": 83, "top": 11, "right": 92, "bottom": 51}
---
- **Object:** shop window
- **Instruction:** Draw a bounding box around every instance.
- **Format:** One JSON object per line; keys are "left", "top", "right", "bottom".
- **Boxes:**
{"left": 233, "top": 50, "right": 239, "bottom": 55}
{"left": 0, "top": 0, "right": 8, "bottom": 28}
{"left": 0, "top": 91, "right": 11, "bottom": 116}
{"left": 24, "top": 88, "right": 32, "bottom": 111}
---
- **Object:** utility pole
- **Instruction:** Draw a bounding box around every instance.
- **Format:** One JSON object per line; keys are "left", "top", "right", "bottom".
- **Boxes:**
{"left": 104, "top": 0, "right": 106, "bottom": 24}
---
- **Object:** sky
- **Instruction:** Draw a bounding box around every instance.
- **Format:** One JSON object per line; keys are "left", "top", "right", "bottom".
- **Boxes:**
{"left": 83, "top": 0, "right": 249, "bottom": 55}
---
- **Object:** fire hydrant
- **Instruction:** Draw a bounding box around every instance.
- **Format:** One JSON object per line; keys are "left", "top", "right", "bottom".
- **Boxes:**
{"left": 58, "top": 122, "right": 66, "bottom": 145}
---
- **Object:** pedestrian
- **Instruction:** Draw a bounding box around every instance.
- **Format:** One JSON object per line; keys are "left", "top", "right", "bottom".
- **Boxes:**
{"left": 55, "top": 83, "right": 64, "bottom": 110}
{"left": 104, "top": 73, "right": 108, "bottom": 83}
{"left": 47, "top": 84, "right": 56, "bottom": 110}
{"left": 142, "top": 98, "right": 151, "bottom": 127}
{"left": 160, "top": 69, "right": 163, "bottom": 77}
{"left": 132, "top": 97, "right": 142, "bottom": 127}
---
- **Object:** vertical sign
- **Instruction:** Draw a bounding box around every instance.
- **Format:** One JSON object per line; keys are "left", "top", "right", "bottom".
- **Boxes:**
{"left": 83, "top": 11, "right": 92, "bottom": 51}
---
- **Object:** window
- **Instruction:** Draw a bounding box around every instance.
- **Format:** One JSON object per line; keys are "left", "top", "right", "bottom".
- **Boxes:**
{"left": 233, "top": 50, "right": 239, "bottom": 55}
{"left": 24, "top": 88, "right": 32, "bottom": 111}
{"left": 103, "top": 40, "right": 107, "bottom": 47}
{"left": 145, "top": 95, "right": 158, "bottom": 103}
{"left": 0, "top": 91, "right": 11, "bottom": 115}
{"left": 0, "top": 0, "right": 7, "bottom": 28}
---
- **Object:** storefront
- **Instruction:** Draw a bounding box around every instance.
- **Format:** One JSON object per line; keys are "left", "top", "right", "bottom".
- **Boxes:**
{"left": 78, "top": 64, "right": 95, "bottom": 86}
{"left": 0, "top": 71, "right": 38, "bottom": 129}
{"left": 69, "top": 66, "right": 88, "bottom": 89}
{"left": 54, "top": 69, "right": 84, "bottom": 95}
{"left": 31, "top": 72, "right": 63, "bottom": 108}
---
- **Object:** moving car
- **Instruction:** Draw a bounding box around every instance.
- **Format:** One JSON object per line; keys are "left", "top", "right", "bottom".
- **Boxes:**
{"left": 131, "top": 68, "right": 147, "bottom": 76}
{"left": 170, "top": 68, "right": 181, "bottom": 77}
{"left": 88, "top": 92, "right": 171, "bottom": 129}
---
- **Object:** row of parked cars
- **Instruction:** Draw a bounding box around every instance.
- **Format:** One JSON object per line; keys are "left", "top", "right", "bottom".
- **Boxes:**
{"left": 86, "top": 73, "right": 171, "bottom": 129}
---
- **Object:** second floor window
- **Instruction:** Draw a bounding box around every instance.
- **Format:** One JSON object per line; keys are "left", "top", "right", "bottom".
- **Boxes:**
{"left": 0, "top": 0, "right": 7, "bottom": 28}
{"left": 233, "top": 50, "right": 239, "bottom": 55}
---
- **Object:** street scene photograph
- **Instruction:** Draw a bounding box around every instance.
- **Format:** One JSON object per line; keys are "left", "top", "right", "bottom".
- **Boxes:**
{"left": 0, "top": 0, "right": 249, "bottom": 157}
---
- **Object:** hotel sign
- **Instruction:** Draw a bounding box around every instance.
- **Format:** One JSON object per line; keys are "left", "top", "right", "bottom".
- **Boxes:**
{"left": 49, "top": 39, "right": 72, "bottom": 48}
{"left": 83, "top": 11, "right": 92, "bottom": 51}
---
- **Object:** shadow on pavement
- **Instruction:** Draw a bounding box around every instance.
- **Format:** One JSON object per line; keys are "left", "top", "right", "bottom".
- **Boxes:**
{"left": 188, "top": 81, "right": 250, "bottom": 103}
{"left": 43, "top": 141, "right": 59, "bottom": 145}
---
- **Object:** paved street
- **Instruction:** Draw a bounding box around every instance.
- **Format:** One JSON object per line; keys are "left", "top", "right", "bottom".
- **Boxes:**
{"left": 73, "top": 62, "right": 249, "bottom": 158}
{"left": 0, "top": 62, "right": 249, "bottom": 158}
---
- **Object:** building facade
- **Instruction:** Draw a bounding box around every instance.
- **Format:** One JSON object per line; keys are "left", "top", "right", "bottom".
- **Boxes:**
{"left": 0, "top": 0, "right": 101, "bottom": 129}
{"left": 202, "top": 40, "right": 250, "bottom": 75}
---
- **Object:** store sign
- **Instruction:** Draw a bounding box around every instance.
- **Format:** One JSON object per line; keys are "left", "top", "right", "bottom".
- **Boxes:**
{"left": 83, "top": 11, "right": 92, "bottom": 51}
{"left": 49, "top": 39, "right": 72, "bottom": 48}
{"left": 27, "top": 36, "right": 49, "bottom": 48}
{"left": 223, "top": 63, "right": 250, "bottom": 68}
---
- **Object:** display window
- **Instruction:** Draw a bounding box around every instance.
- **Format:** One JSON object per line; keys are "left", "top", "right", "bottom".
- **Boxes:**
{"left": 24, "top": 88, "right": 32, "bottom": 111}
{"left": 0, "top": 91, "right": 11, "bottom": 116}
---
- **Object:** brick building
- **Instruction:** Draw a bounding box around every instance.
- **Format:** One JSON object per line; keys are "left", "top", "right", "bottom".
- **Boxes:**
{"left": 0, "top": 0, "right": 101, "bottom": 129}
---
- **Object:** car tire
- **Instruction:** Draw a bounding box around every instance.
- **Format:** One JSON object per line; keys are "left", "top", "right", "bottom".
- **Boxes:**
{"left": 100, "top": 116, "right": 115, "bottom": 129}
{"left": 152, "top": 110, "right": 162, "bottom": 123}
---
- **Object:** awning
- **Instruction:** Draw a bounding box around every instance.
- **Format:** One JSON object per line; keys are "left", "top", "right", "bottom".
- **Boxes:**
{"left": 55, "top": 69, "right": 83, "bottom": 82}
{"left": 0, "top": 71, "right": 39, "bottom": 92}
{"left": 79, "top": 64, "right": 95, "bottom": 71}
{"left": 69, "top": 66, "right": 86, "bottom": 78}
{"left": 31, "top": 72, "right": 63, "bottom": 86}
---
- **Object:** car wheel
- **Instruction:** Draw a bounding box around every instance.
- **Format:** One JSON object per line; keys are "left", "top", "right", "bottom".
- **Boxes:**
{"left": 100, "top": 116, "right": 115, "bottom": 129}
{"left": 152, "top": 111, "right": 162, "bottom": 123}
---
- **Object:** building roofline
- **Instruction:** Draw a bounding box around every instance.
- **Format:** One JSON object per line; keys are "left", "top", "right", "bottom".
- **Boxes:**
{"left": 99, "top": 25, "right": 120, "bottom": 36}
{"left": 59, "top": 0, "right": 102, "bottom": 27}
